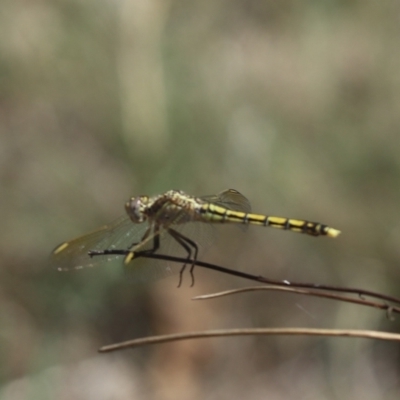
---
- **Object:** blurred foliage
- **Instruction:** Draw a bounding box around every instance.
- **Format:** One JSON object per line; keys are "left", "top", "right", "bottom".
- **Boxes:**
{"left": 1, "top": 0, "right": 400, "bottom": 399}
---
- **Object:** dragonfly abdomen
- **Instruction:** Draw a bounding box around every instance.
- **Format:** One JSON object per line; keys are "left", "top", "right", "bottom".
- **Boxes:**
{"left": 201, "top": 204, "right": 340, "bottom": 238}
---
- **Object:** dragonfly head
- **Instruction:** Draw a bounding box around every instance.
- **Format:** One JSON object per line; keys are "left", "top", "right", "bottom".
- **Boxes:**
{"left": 125, "top": 196, "right": 149, "bottom": 223}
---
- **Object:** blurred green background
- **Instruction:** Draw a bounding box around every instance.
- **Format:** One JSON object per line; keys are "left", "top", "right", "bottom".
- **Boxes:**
{"left": 2, "top": 1, "right": 400, "bottom": 399}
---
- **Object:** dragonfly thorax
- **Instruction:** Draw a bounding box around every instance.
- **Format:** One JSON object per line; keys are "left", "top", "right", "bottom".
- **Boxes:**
{"left": 125, "top": 190, "right": 199, "bottom": 226}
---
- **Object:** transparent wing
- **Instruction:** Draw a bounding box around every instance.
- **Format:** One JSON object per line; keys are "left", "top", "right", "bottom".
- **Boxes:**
{"left": 200, "top": 189, "right": 252, "bottom": 213}
{"left": 50, "top": 216, "right": 149, "bottom": 271}
{"left": 201, "top": 189, "right": 252, "bottom": 232}
{"left": 49, "top": 214, "right": 206, "bottom": 284}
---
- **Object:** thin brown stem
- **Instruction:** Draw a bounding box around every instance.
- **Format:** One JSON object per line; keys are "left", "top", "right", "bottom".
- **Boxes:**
{"left": 99, "top": 328, "right": 400, "bottom": 352}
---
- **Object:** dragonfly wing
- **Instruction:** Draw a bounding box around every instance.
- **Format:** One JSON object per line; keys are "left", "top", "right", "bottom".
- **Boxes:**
{"left": 123, "top": 250, "right": 183, "bottom": 285}
{"left": 200, "top": 189, "right": 252, "bottom": 231}
{"left": 50, "top": 216, "right": 149, "bottom": 271}
{"left": 50, "top": 213, "right": 200, "bottom": 284}
{"left": 200, "top": 189, "right": 252, "bottom": 213}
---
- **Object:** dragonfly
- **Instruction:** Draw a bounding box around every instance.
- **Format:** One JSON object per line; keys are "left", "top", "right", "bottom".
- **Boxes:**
{"left": 51, "top": 189, "right": 340, "bottom": 286}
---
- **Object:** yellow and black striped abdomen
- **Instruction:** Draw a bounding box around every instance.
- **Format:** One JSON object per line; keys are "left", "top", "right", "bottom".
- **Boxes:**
{"left": 200, "top": 204, "right": 340, "bottom": 238}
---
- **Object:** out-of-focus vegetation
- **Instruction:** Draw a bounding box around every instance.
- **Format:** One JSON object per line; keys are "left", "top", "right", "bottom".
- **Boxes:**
{"left": 1, "top": 1, "right": 400, "bottom": 399}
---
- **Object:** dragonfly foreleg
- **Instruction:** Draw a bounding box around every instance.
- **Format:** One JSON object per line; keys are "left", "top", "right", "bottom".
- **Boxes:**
{"left": 88, "top": 225, "right": 161, "bottom": 264}
{"left": 168, "top": 228, "right": 199, "bottom": 287}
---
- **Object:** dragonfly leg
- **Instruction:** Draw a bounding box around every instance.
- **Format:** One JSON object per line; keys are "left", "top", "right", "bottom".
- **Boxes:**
{"left": 126, "top": 224, "right": 154, "bottom": 249}
{"left": 121, "top": 224, "right": 163, "bottom": 265}
{"left": 168, "top": 228, "right": 199, "bottom": 287}
{"left": 129, "top": 225, "right": 160, "bottom": 254}
{"left": 88, "top": 225, "right": 161, "bottom": 261}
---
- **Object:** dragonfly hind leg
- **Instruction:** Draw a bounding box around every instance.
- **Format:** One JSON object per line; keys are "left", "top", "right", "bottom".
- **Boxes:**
{"left": 168, "top": 228, "right": 199, "bottom": 287}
